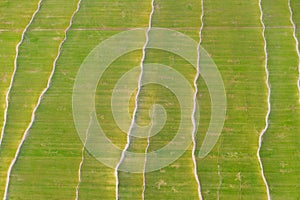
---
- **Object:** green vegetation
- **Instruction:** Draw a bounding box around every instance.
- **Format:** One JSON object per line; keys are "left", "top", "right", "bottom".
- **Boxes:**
{"left": 0, "top": 0, "right": 79, "bottom": 198}
{"left": 198, "top": 0, "right": 268, "bottom": 199}
{"left": 7, "top": 0, "right": 151, "bottom": 199}
{"left": 260, "top": 0, "right": 300, "bottom": 199}
{"left": 0, "top": 0, "right": 39, "bottom": 147}
{"left": 0, "top": 0, "right": 41, "bottom": 196}
{"left": 139, "top": 1, "right": 202, "bottom": 199}
{"left": 292, "top": 0, "right": 300, "bottom": 51}
{"left": 0, "top": 0, "right": 299, "bottom": 199}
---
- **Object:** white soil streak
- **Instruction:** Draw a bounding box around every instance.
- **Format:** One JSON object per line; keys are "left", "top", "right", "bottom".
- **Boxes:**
{"left": 0, "top": 0, "right": 43, "bottom": 147}
{"left": 217, "top": 165, "right": 222, "bottom": 200}
{"left": 258, "top": 0, "right": 272, "bottom": 199}
{"left": 216, "top": 143, "right": 222, "bottom": 200}
{"left": 2, "top": 0, "right": 82, "bottom": 199}
{"left": 191, "top": 0, "right": 204, "bottom": 199}
{"left": 288, "top": 0, "right": 300, "bottom": 104}
{"left": 141, "top": 136, "right": 151, "bottom": 200}
{"left": 75, "top": 113, "right": 92, "bottom": 200}
{"left": 238, "top": 172, "right": 242, "bottom": 200}
{"left": 114, "top": 1, "right": 155, "bottom": 199}
{"left": 142, "top": 103, "right": 155, "bottom": 200}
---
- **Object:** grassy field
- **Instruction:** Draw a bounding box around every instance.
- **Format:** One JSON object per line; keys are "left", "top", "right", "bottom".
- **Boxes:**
{"left": 198, "top": 0, "right": 268, "bottom": 199}
{"left": 0, "top": 0, "right": 299, "bottom": 199}
{"left": 260, "top": 0, "right": 300, "bottom": 199}
{"left": 139, "top": 1, "right": 201, "bottom": 199}
{"left": 0, "top": 1, "right": 39, "bottom": 135}
{"left": 6, "top": 0, "right": 151, "bottom": 199}
{"left": 0, "top": 0, "right": 80, "bottom": 198}
{"left": 0, "top": 1, "right": 41, "bottom": 196}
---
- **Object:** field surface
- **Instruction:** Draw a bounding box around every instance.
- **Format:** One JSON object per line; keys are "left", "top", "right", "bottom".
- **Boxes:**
{"left": 0, "top": 0, "right": 299, "bottom": 200}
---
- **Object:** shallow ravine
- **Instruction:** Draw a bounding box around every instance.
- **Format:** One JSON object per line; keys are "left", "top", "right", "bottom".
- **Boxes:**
{"left": 257, "top": 0, "right": 272, "bottom": 198}
{"left": 191, "top": 0, "right": 205, "bottom": 198}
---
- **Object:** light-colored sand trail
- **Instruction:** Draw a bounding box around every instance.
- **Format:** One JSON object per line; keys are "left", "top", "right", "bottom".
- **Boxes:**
{"left": 2, "top": 0, "right": 83, "bottom": 199}
{"left": 257, "top": 0, "right": 272, "bottom": 199}
{"left": 191, "top": 0, "right": 205, "bottom": 199}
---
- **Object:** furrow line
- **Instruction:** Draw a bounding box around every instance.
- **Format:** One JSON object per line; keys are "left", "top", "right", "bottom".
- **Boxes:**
{"left": 0, "top": 0, "right": 43, "bottom": 147}
{"left": 142, "top": 102, "right": 155, "bottom": 200}
{"left": 191, "top": 0, "right": 204, "bottom": 199}
{"left": 217, "top": 165, "right": 222, "bottom": 200}
{"left": 257, "top": 0, "right": 272, "bottom": 199}
{"left": 288, "top": 0, "right": 300, "bottom": 103}
{"left": 75, "top": 113, "right": 92, "bottom": 200}
{"left": 2, "top": 0, "right": 83, "bottom": 199}
{"left": 238, "top": 172, "right": 242, "bottom": 200}
{"left": 141, "top": 137, "right": 151, "bottom": 200}
{"left": 114, "top": 0, "right": 155, "bottom": 199}
{"left": 142, "top": 2, "right": 155, "bottom": 199}
{"left": 216, "top": 141, "right": 222, "bottom": 200}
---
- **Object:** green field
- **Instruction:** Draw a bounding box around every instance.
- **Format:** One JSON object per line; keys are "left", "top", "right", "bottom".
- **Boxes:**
{"left": 198, "top": 0, "right": 268, "bottom": 199}
{"left": 0, "top": 0, "right": 299, "bottom": 199}
{"left": 260, "top": 0, "right": 300, "bottom": 199}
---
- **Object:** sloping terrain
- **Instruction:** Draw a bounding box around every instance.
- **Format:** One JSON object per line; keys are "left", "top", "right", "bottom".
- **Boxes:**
{"left": 0, "top": 0, "right": 299, "bottom": 200}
